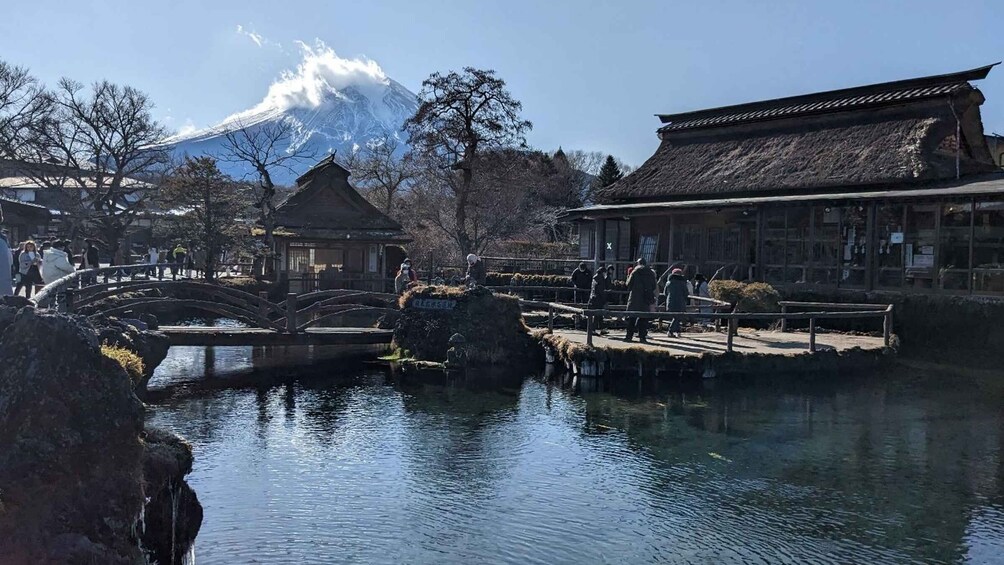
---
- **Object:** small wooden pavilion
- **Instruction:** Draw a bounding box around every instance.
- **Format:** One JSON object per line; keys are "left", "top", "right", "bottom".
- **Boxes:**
{"left": 271, "top": 155, "right": 411, "bottom": 292}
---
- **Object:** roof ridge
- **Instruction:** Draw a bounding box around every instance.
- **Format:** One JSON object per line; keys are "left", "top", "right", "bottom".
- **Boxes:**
{"left": 657, "top": 63, "right": 999, "bottom": 129}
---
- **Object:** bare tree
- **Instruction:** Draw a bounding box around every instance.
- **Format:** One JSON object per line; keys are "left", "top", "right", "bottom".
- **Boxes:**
{"left": 32, "top": 79, "right": 169, "bottom": 259}
{"left": 404, "top": 67, "right": 532, "bottom": 257}
{"left": 351, "top": 137, "right": 416, "bottom": 215}
{"left": 0, "top": 60, "right": 52, "bottom": 162}
{"left": 219, "top": 119, "right": 315, "bottom": 277}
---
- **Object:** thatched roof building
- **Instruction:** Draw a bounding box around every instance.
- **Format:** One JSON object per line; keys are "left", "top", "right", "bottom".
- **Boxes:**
{"left": 270, "top": 154, "right": 411, "bottom": 292}
{"left": 568, "top": 64, "right": 1004, "bottom": 297}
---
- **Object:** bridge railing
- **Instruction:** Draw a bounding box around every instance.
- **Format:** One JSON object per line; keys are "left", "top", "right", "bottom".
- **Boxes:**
{"left": 32, "top": 263, "right": 188, "bottom": 311}
{"left": 520, "top": 300, "right": 894, "bottom": 352}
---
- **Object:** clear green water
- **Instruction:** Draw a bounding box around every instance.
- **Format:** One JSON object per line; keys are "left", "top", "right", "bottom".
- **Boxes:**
{"left": 147, "top": 348, "right": 1004, "bottom": 564}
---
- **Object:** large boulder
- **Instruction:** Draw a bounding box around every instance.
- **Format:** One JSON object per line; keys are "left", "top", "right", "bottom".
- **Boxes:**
{"left": 0, "top": 309, "right": 145, "bottom": 564}
{"left": 393, "top": 285, "right": 539, "bottom": 365}
{"left": 140, "top": 427, "right": 203, "bottom": 565}
{"left": 90, "top": 315, "right": 171, "bottom": 390}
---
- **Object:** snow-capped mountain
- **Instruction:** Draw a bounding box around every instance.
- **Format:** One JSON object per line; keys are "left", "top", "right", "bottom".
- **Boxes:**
{"left": 160, "top": 44, "right": 418, "bottom": 185}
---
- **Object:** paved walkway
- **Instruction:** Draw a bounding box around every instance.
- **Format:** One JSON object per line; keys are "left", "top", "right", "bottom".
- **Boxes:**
{"left": 551, "top": 327, "right": 886, "bottom": 357}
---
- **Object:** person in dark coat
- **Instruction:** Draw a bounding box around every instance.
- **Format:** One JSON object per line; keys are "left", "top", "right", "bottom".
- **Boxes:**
{"left": 465, "top": 253, "right": 486, "bottom": 287}
{"left": 664, "top": 268, "right": 690, "bottom": 337}
{"left": 625, "top": 257, "right": 657, "bottom": 342}
{"left": 570, "top": 262, "right": 592, "bottom": 304}
{"left": 586, "top": 265, "right": 611, "bottom": 334}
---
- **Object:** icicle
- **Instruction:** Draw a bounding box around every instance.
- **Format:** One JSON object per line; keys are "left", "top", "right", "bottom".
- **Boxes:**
{"left": 182, "top": 544, "right": 196, "bottom": 565}
{"left": 170, "top": 481, "right": 180, "bottom": 565}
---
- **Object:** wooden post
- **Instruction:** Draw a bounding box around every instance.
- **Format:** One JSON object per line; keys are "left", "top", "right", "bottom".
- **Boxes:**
{"left": 172, "top": 265, "right": 177, "bottom": 281}
{"left": 63, "top": 288, "right": 74, "bottom": 314}
{"left": 809, "top": 318, "right": 817, "bottom": 352}
{"left": 548, "top": 305, "right": 554, "bottom": 332}
{"left": 258, "top": 291, "right": 269, "bottom": 321}
{"left": 726, "top": 317, "right": 736, "bottom": 353}
{"left": 586, "top": 314, "right": 594, "bottom": 347}
{"left": 285, "top": 293, "right": 297, "bottom": 333}
{"left": 780, "top": 303, "right": 788, "bottom": 332}
{"left": 883, "top": 308, "right": 893, "bottom": 347}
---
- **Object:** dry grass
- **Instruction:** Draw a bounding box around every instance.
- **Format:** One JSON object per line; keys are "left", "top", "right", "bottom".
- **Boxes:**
{"left": 101, "top": 343, "right": 146, "bottom": 384}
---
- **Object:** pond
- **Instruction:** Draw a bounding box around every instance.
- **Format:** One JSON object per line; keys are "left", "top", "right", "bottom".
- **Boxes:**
{"left": 146, "top": 347, "right": 1004, "bottom": 564}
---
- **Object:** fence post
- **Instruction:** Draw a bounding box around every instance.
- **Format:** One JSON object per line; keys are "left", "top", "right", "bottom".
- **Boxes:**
{"left": 547, "top": 305, "right": 554, "bottom": 332}
{"left": 726, "top": 317, "right": 736, "bottom": 353}
{"left": 809, "top": 318, "right": 817, "bottom": 352}
{"left": 258, "top": 291, "right": 269, "bottom": 321}
{"left": 172, "top": 265, "right": 177, "bottom": 281}
{"left": 780, "top": 303, "right": 788, "bottom": 332}
{"left": 63, "top": 288, "right": 75, "bottom": 314}
{"left": 883, "top": 307, "right": 893, "bottom": 347}
{"left": 286, "top": 293, "right": 298, "bottom": 333}
{"left": 586, "top": 313, "right": 594, "bottom": 346}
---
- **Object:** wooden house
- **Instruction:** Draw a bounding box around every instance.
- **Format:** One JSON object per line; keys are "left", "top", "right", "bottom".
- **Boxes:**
{"left": 272, "top": 155, "right": 411, "bottom": 292}
{"left": 566, "top": 64, "right": 1004, "bottom": 296}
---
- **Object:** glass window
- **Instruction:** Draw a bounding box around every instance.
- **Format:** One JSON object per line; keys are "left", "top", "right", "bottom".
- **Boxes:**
{"left": 904, "top": 204, "right": 937, "bottom": 290}
{"left": 876, "top": 205, "right": 905, "bottom": 288}
{"left": 578, "top": 223, "right": 595, "bottom": 259}
{"left": 367, "top": 245, "right": 379, "bottom": 273}
{"left": 810, "top": 206, "right": 840, "bottom": 286}
{"left": 973, "top": 200, "right": 1004, "bottom": 294}
{"left": 938, "top": 202, "right": 972, "bottom": 292}
{"left": 763, "top": 209, "right": 786, "bottom": 284}
{"left": 786, "top": 207, "right": 810, "bottom": 284}
{"left": 840, "top": 206, "right": 868, "bottom": 288}
{"left": 637, "top": 234, "right": 658, "bottom": 264}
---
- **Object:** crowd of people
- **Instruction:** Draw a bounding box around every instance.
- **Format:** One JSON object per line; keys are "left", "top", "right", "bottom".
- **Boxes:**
{"left": 576, "top": 259, "right": 713, "bottom": 343}
{"left": 393, "top": 253, "right": 488, "bottom": 295}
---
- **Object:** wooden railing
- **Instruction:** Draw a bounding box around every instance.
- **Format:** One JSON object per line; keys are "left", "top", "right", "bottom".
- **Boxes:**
{"left": 32, "top": 263, "right": 188, "bottom": 310}
{"left": 521, "top": 299, "right": 894, "bottom": 352}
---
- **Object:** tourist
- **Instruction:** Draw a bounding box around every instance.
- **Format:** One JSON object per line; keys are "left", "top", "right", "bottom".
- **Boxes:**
{"left": 11, "top": 241, "right": 22, "bottom": 286}
{"left": 570, "top": 262, "right": 592, "bottom": 304}
{"left": 0, "top": 208, "right": 12, "bottom": 297}
{"left": 403, "top": 258, "right": 419, "bottom": 283}
{"left": 694, "top": 274, "right": 712, "bottom": 319}
{"left": 665, "top": 268, "right": 689, "bottom": 338}
{"left": 172, "top": 243, "right": 187, "bottom": 277}
{"left": 624, "top": 257, "right": 656, "bottom": 343}
{"left": 147, "top": 245, "right": 159, "bottom": 276}
{"left": 587, "top": 264, "right": 611, "bottom": 335}
{"left": 78, "top": 239, "right": 99, "bottom": 270}
{"left": 16, "top": 240, "right": 43, "bottom": 298}
{"left": 465, "top": 253, "right": 486, "bottom": 287}
{"left": 41, "top": 239, "right": 75, "bottom": 284}
{"left": 395, "top": 262, "right": 413, "bottom": 295}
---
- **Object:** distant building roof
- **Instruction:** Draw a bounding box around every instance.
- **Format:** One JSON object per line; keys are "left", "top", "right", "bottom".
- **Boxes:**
{"left": 595, "top": 64, "right": 1001, "bottom": 204}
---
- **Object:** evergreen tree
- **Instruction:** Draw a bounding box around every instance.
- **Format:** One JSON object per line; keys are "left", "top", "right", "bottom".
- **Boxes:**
{"left": 595, "top": 155, "right": 624, "bottom": 188}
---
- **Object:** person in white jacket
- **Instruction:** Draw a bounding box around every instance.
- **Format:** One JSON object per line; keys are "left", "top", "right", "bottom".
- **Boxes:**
{"left": 41, "top": 240, "right": 76, "bottom": 284}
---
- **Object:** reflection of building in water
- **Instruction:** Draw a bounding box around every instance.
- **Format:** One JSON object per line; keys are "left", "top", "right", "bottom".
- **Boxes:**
{"left": 568, "top": 64, "right": 1004, "bottom": 296}
{"left": 268, "top": 154, "right": 412, "bottom": 294}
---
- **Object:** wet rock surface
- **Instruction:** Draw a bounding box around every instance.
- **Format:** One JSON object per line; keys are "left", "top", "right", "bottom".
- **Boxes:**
{"left": 0, "top": 307, "right": 200, "bottom": 564}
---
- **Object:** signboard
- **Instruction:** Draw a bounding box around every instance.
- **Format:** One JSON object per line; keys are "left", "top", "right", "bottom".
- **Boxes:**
{"left": 890, "top": 232, "right": 904, "bottom": 244}
{"left": 412, "top": 298, "right": 457, "bottom": 311}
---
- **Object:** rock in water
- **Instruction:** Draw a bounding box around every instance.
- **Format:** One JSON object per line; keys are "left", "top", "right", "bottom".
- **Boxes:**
{"left": 393, "top": 286, "right": 540, "bottom": 366}
{"left": 0, "top": 309, "right": 145, "bottom": 564}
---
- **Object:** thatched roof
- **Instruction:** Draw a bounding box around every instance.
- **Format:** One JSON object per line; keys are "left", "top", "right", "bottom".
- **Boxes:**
{"left": 272, "top": 155, "right": 409, "bottom": 240}
{"left": 595, "top": 64, "right": 1001, "bottom": 204}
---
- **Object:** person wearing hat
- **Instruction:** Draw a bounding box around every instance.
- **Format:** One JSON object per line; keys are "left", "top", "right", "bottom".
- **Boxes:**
{"left": 665, "top": 267, "right": 690, "bottom": 338}
{"left": 624, "top": 257, "right": 657, "bottom": 343}
{"left": 464, "top": 253, "right": 486, "bottom": 288}
{"left": 693, "top": 273, "right": 712, "bottom": 320}
{"left": 394, "top": 261, "right": 413, "bottom": 295}
{"left": 587, "top": 264, "right": 612, "bottom": 335}
{"left": 0, "top": 206, "right": 12, "bottom": 297}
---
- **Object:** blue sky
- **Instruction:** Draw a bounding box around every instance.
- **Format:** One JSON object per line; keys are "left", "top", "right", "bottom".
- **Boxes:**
{"left": 3, "top": 0, "right": 1003, "bottom": 165}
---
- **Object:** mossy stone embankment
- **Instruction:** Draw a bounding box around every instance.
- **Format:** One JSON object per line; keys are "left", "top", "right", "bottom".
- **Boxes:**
{"left": 393, "top": 285, "right": 541, "bottom": 366}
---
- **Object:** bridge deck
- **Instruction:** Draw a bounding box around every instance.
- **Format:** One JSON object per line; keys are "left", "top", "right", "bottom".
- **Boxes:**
{"left": 160, "top": 326, "right": 394, "bottom": 347}
{"left": 549, "top": 327, "right": 886, "bottom": 357}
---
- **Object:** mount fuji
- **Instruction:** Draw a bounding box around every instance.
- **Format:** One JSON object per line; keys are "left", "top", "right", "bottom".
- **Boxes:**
{"left": 160, "top": 43, "right": 419, "bottom": 185}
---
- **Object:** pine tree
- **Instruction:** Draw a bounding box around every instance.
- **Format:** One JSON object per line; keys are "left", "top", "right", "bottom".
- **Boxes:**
{"left": 595, "top": 155, "right": 624, "bottom": 188}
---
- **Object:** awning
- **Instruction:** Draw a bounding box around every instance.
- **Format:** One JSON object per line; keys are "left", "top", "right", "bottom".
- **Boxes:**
{"left": 564, "top": 175, "right": 1004, "bottom": 220}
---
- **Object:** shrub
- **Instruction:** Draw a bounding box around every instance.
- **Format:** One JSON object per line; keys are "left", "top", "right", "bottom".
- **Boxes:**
{"left": 709, "top": 280, "right": 780, "bottom": 313}
{"left": 101, "top": 343, "right": 146, "bottom": 384}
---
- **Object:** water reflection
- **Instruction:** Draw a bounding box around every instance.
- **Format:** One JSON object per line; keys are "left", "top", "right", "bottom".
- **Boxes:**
{"left": 145, "top": 358, "right": 1004, "bottom": 564}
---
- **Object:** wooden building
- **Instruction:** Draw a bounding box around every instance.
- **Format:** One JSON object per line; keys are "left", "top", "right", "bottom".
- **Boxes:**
{"left": 272, "top": 155, "right": 411, "bottom": 292}
{"left": 0, "top": 196, "right": 51, "bottom": 245}
{"left": 567, "top": 64, "right": 1004, "bottom": 296}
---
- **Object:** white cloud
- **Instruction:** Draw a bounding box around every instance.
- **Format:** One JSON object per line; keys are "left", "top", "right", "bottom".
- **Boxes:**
{"left": 175, "top": 118, "right": 198, "bottom": 137}
{"left": 236, "top": 24, "right": 277, "bottom": 49}
{"left": 232, "top": 40, "right": 390, "bottom": 117}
